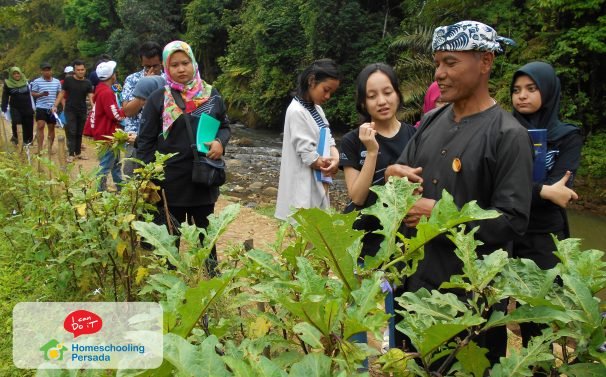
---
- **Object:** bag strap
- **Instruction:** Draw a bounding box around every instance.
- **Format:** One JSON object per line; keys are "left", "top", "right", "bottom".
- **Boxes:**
{"left": 171, "top": 88, "right": 201, "bottom": 164}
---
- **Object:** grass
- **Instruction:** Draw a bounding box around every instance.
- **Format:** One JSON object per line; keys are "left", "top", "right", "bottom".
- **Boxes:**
{"left": 0, "top": 251, "right": 53, "bottom": 376}
{"left": 253, "top": 203, "right": 276, "bottom": 218}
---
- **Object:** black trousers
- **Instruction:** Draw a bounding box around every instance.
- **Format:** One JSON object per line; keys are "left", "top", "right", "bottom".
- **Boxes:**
{"left": 65, "top": 109, "right": 87, "bottom": 156}
{"left": 10, "top": 107, "right": 34, "bottom": 144}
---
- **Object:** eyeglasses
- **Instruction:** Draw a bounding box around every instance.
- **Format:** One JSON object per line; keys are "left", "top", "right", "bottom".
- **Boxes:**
{"left": 143, "top": 64, "right": 162, "bottom": 71}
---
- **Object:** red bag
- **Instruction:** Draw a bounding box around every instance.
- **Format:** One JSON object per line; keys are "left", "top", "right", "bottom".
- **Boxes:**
{"left": 83, "top": 110, "right": 94, "bottom": 137}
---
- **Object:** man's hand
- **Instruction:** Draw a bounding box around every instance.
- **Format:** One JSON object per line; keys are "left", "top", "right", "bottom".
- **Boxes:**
{"left": 385, "top": 164, "right": 423, "bottom": 183}
{"left": 404, "top": 198, "right": 436, "bottom": 227}
{"left": 205, "top": 140, "right": 224, "bottom": 160}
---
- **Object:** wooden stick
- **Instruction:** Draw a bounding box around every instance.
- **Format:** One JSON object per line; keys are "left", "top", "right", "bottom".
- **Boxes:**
{"left": 57, "top": 136, "right": 66, "bottom": 170}
{"left": 0, "top": 114, "right": 10, "bottom": 152}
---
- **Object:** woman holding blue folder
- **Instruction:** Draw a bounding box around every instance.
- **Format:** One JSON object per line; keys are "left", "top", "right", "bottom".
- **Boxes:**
{"left": 275, "top": 59, "right": 341, "bottom": 221}
{"left": 511, "top": 61, "right": 582, "bottom": 344}
{"left": 137, "top": 41, "right": 230, "bottom": 272}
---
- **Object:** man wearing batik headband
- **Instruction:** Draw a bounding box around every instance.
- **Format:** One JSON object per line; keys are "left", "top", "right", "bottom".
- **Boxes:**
{"left": 386, "top": 21, "right": 533, "bottom": 363}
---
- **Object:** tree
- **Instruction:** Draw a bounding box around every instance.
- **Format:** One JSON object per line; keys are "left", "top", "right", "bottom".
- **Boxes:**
{"left": 0, "top": 0, "right": 79, "bottom": 76}
{"left": 106, "top": 0, "right": 183, "bottom": 73}
{"left": 184, "top": 0, "right": 242, "bottom": 82}
{"left": 63, "top": 0, "right": 121, "bottom": 57}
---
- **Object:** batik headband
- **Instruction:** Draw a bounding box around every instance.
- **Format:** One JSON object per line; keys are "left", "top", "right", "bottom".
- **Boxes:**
{"left": 432, "top": 20, "right": 516, "bottom": 54}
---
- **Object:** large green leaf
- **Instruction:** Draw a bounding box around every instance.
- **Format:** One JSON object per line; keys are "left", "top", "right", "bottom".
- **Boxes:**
{"left": 562, "top": 274, "right": 601, "bottom": 328}
{"left": 289, "top": 353, "right": 332, "bottom": 377}
{"left": 222, "top": 356, "right": 255, "bottom": 377}
{"left": 395, "top": 289, "right": 484, "bottom": 351}
{"left": 255, "top": 356, "right": 288, "bottom": 377}
{"left": 292, "top": 208, "right": 361, "bottom": 293}
{"left": 162, "top": 334, "right": 231, "bottom": 377}
{"left": 455, "top": 340, "right": 489, "bottom": 377}
{"left": 246, "top": 248, "right": 289, "bottom": 279}
{"left": 202, "top": 203, "right": 240, "bottom": 251}
{"left": 277, "top": 295, "right": 343, "bottom": 337}
{"left": 555, "top": 238, "right": 606, "bottom": 293}
{"left": 361, "top": 176, "right": 420, "bottom": 269}
{"left": 344, "top": 272, "right": 390, "bottom": 339}
{"left": 380, "top": 189, "right": 500, "bottom": 277}
{"left": 559, "top": 363, "right": 606, "bottom": 376}
{"left": 493, "top": 258, "right": 558, "bottom": 305}
{"left": 490, "top": 331, "right": 558, "bottom": 377}
{"left": 293, "top": 322, "right": 324, "bottom": 349}
{"left": 295, "top": 257, "right": 329, "bottom": 296}
{"left": 132, "top": 221, "right": 184, "bottom": 271}
{"left": 172, "top": 272, "right": 235, "bottom": 338}
{"left": 484, "top": 305, "right": 571, "bottom": 330}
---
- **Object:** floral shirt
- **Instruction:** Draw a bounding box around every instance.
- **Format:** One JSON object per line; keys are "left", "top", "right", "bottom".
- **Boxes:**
{"left": 121, "top": 70, "right": 145, "bottom": 134}
{"left": 122, "top": 70, "right": 165, "bottom": 134}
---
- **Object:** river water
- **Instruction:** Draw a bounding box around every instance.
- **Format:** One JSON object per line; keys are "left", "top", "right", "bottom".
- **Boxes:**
{"left": 226, "top": 124, "right": 606, "bottom": 251}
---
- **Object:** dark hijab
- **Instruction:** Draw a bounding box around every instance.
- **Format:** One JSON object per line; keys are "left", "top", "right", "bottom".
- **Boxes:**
{"left": 511, "top": 61, "right": 579, "bottom": 142}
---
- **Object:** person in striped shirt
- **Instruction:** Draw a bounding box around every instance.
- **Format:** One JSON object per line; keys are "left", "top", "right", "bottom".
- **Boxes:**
{"left": 30, "top": 62, "right": 62, "bottom": 153}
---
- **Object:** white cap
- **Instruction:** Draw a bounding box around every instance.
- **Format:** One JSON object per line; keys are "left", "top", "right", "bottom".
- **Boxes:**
{"left": 64, "top": 66, "right": 74, "bottom": 73}
{"left": 96, "top": 61, "right": 117, "bottom": 81}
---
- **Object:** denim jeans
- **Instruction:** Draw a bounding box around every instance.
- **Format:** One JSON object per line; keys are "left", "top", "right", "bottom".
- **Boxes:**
{"left": 97, "top": 149, "right": 122, "bottom": 192}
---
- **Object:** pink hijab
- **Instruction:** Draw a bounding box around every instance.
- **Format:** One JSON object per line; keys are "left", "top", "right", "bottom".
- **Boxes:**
{"left": 415, "top": 81, "right": 442, "bottom": 128}
{"left": 423, "top": 81, "right": 441, "bottom": 113}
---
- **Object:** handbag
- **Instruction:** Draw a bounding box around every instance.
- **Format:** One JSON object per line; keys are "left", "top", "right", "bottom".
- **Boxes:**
{"left": 192, "top": 155, "right": 226, "bottom": 187}
{"left": 172, "top": 89, "right": 226, "bottom": 187}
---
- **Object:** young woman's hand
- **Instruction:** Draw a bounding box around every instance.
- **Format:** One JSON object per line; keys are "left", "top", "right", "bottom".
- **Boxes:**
{"left": 358, "top": 122, "right": 379, "bottom": 154}
{"left": 540, "top": 171, "right": 579, "bottom": 208}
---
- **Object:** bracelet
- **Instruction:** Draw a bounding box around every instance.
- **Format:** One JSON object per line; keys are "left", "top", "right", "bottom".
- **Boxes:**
{"left": 214, "top": 138, "right": 222, "bottom": 146}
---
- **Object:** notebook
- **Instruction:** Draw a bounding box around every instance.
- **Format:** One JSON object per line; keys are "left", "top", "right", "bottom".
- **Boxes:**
{"left": 196, "top": 113, "right": 220, "bottom": 153}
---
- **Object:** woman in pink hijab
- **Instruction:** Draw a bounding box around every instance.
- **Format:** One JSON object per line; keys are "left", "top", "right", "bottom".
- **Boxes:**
{"left": 415, "top": 81, "right": 444, "bottom": 127}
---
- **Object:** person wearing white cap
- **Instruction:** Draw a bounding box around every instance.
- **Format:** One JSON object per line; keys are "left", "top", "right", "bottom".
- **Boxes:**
{"left": 385, "top": 20, "right": 533, "bottom": 364}
{"left": 90, "top": 60, "right": 127, "bottom": 191}
{"left": 64, "top": 66, "right": 74, "bottom": 74}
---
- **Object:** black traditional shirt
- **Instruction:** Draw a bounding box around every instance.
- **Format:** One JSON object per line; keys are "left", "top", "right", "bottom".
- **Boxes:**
{"left": 398, "top": 104, "right": 533, "bottom": 291}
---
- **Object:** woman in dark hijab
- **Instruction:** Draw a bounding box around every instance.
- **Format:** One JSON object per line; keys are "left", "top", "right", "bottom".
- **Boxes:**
{"left": 1, "top": 67, "right": 35, "bottom": 144}
{"left": 510, "top": 61, "right": 583, "bottom": 343}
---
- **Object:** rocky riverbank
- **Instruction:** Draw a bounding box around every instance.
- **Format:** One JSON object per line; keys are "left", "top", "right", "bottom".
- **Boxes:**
{"left": 222, "top": 123, "right": 350, "bottom": 211}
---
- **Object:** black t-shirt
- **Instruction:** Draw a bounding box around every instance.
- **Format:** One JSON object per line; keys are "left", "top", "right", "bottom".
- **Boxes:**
{"left": 339, "top": 122, "right": 416, "bottom": 257}
{"left": 62, "top": 76, "right": 93, "bottom": 112}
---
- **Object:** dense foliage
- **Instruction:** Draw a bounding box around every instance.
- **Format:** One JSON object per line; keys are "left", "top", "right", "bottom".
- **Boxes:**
{"left": 1, "top": 147, "right": 605, "bottom": 375}
{"left": 1, "top": 0, "right": 603, "bottom": 132}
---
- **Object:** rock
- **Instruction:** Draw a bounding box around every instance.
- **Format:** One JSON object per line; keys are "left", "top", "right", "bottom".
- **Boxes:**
{"left": 230, "top": 185, "right": 245, "bottom": 192}
{"left": 248, "top": 182, "right": 264, "bottom": 192}
{"left": 245, "top": 202, "right": 257, "bottom": 208}
{"left": 263, "top": 187, "right": 278, "bottom": 196}
{"left": 233, "top": 137, "right": 255, "bottom": 147}
{"left": 226, "top": 159, "right": 242, "bottom": 168}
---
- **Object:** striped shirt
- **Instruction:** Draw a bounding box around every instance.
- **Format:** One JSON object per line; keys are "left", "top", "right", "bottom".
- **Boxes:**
{"left": 30, "top": 77, "right": 61, "bottom": 109}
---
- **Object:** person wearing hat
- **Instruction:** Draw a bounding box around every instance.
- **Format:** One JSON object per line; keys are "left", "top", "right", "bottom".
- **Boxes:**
{"left": 53, "top": 59, "right": 94, "bottom": 161}
{"left": 30, "top": 62, "right": 62, "bottom": 152}
{"left": 90, "top": 60, "right": 126, "bottom": 191}
{"left": 385, "top": 21, "right": 534, "bottom": 363}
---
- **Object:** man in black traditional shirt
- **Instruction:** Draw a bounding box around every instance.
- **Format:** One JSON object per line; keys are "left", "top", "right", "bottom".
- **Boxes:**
{"left": 385, "top": 20, "right": 534, "bottom": 362}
